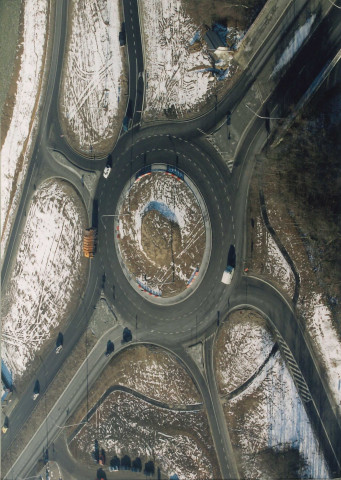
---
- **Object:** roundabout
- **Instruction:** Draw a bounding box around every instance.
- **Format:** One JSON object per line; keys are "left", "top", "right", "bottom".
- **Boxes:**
{"left": 98, "top": 134, "right": 235, "bottom": 335}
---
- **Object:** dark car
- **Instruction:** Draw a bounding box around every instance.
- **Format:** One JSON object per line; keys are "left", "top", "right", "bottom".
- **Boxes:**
{"left": 122, "top": 115, "right": 130, "bottom": 132}
{"left": 119, "top": 30, "right": 126, "bottom": 46}
{"left": 226, "top": 110, "right": 232, "bottom": 125}
{"left": 105, "top": 340, "right": 115, "bottom": 357}
{"left": 227, "top": 244, "right": 236, "bottom": 269}
{"left": 122, "top": 327, "right": 132, "bottom": 344}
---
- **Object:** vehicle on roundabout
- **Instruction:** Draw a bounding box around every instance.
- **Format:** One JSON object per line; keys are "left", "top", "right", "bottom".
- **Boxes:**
{"left": 103, "top": 165, "right": 111, "bottom": 179}
{"left": 105, "top": 340, "right": 115, "bottom": 356}
{"left": 122, "top": 327, "right": 132, "bottom": 344}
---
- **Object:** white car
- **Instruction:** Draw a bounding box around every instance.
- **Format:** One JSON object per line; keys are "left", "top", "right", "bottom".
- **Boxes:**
{"left": 221, "top": 266, "right": 234, "bottom": 285}
{"left": 103, "top": 166, "right": 111, "bottom": 178}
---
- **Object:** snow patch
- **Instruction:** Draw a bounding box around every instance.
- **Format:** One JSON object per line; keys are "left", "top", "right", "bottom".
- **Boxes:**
{"left": 271, "top": 15, "right": 316, "bottom": 77}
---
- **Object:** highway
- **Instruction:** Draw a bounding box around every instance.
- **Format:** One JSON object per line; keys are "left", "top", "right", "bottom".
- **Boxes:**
{"left": 1, "top": 0, "right": 341, "bottom": 478}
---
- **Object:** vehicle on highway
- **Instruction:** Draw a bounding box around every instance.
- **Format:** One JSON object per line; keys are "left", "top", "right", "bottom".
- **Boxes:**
{"left": 105, "top": 340, "right": 115, "bottom": 357}
{"left": 2, "top": 416, "right": 9, "bottom": 433}
{"left": 221, "top": 265, "right": 234, "bottom": 285}
{"left": 32, "top": 379, "right": 40, "bottom": 400}
{"left": 55, "top": 332, "right": 63, "bottom": 354}
{"left": 103, "top": 165, "right": 111, "bottom": 179}
{"left": 122, "top": 327, "right": 133, "bottom": 344}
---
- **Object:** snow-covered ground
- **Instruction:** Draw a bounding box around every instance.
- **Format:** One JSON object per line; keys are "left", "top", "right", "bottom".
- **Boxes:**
{"left": 226, "top": 351, "right": 330, "bottom": 479}
{"left": 254, "top": 215, "right": 296, "bottom": 297}
{"left": 215, "top": 312, "right": 274, "bottom": 395}
{"left": 300, "top": 294, "right": 341, "bottom": 414}
{"left": 271, "top": 15, "right": 316, "bottom": 77}
{"left": 110, "top": 345, "right": 200, "bottom": 404}
{"left": 73, "top": 390, "right": 217, "bottom": 480}
{"left": 140, "top": 0, "right": 216, "bottom": 116}
{"left": 1, "top": 0, "right": 48, "bottom": 257}
{"left": 60, "top": 0, "right": 123, "bottom": 152}
{"left": 1, "top": 179, "right": 87, "bottom": 378}
{"left": 219, "top": 316, "right": 330, "bottom": 478}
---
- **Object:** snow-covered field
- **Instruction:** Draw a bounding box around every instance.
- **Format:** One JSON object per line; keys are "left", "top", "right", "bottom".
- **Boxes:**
{"left": 225, "top": 351, "right": 330, "bottom": 479}
{"left": 1, "top": 0, "right": 48, "bottom": 256}
{"left": 72, "top": 390, "right": 218, "bottom": 480}
{"left": 300, "top": 294, "right": 341, "bottom": 414}
{"left": 215, "top": 311, "right": 274, "bottom": 395}
{"left": 60, "top": 0, "right": 123, "bottom": 152}
{"left": 140, "top": 0, "right": 216, "bottom": 116}
{"left": 110, "top": 345, "right": 200, "bottom": 404}
{"left": 1, "top": 179, "right": 87, "bottom": 378}
{"left": 254, "top": 216, "right": 296, "bottom": 297}
{"left": 218, "top": 314, "right": 330, "bottom": 478}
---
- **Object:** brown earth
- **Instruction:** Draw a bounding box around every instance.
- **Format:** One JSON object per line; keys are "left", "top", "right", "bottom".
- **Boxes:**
{"left": 141, "top": 210, "right": 182, "bottom": 267}
{"left": 118, "top": 173, "right": 206, "bottom": 297}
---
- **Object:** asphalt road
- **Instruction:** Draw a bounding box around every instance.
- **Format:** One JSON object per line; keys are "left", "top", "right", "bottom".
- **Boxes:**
{"left": 2, "top": 0, "right": 341, "bottom": 478}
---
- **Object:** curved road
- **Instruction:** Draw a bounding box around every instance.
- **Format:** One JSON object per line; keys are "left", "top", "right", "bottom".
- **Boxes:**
{"left": 2, "top": 0, "right": 341, "bottom": 478}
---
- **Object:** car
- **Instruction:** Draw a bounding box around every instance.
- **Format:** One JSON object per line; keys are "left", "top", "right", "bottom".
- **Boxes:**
{"left": 105, "top": 340, "right": 115, "bottom": 357}
{"left": 55, "top": 332, "right": 63, "bottom": 354}
{"left": 122, "top": 327, "right": 133, "bottom": 344}
{"left": 119, "top": 30, "right": 126, "bottom": 46}
{"left": 32, "top": 379, "right": 40, "bottom": 400}
{"left": 103, "top": 165, "right": 111, "bottom": 178}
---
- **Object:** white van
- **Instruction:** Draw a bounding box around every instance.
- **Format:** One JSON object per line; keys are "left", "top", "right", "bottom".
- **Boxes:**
{"left": 221, "top": 266, "right": 234, "bottom": 285}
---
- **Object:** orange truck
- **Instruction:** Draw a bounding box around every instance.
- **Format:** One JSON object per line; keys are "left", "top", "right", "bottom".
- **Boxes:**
{"left": 83, "top": 228, "right": 97, "bottom": 258}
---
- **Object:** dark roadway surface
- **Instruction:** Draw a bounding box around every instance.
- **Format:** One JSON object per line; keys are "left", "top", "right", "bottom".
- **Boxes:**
{"left": 2, "top": 0, "right": 341, "bottom": 478}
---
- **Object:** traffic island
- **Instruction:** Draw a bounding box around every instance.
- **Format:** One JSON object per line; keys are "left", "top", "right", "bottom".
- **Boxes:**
{"left": 115, "top": 167, "right": 211, "bottom": 301}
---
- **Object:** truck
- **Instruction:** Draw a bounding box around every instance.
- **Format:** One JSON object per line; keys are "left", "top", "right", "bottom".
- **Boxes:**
{"left": 83, "top": 228, "right": 97, "bottom": 258}
{"left": 221, "top": 265, "right": 234, "bottom": 285}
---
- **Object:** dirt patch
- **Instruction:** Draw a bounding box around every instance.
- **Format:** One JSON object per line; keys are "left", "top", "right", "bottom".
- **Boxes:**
{"left": 118, "top": 172, "right": 206, "bottom": 297}
{"left": 141, "top": 210, "right": 182, "bottom": 267}
{"left": 69, "top": 390, "right": 219, "bottom": 480}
